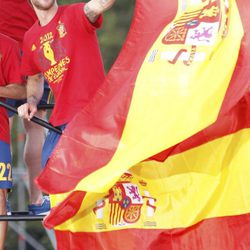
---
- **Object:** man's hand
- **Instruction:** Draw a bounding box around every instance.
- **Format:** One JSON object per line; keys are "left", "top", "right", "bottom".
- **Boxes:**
{"left": 18, "top": 102, "right": 37, "bottom": 121}
{"left": 84, "top": 0, "right": 116, "bottom": 23}
{"left": 18, "top": 73, "right": 44, "bottom": 120}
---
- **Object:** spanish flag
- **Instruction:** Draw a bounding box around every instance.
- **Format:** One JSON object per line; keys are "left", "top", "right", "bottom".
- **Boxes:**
{"left": 37, "top": 0, "right": 250, "bottom": 249}
{"left": 48, "top": 96, "right": 250, "bottom": 249}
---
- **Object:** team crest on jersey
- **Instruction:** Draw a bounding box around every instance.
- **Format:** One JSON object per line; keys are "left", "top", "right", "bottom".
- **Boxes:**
{"left": 56, "top": 21, "right": 67, "bottom": 38}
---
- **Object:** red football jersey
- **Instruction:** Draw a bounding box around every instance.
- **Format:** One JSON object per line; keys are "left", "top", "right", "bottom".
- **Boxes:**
{"left": 0, "top": 33, "right": 24, "bottom": 143}
{"left": 22, "top": 3, "right": 105, "bottom": 126}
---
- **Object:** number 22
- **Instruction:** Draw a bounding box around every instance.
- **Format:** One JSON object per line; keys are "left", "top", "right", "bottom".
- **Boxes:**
{"left": 0, "top": 163, "right": 12, "bottom": 181}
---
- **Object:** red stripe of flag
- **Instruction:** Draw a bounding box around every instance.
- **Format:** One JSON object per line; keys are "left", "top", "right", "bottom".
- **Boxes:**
{"left": 54, "top": 213, "right": 250, "bottom": 250}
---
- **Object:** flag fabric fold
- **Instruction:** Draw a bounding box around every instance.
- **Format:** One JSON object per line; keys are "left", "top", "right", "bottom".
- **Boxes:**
{"left": 52, "top": 92, "right": 250, "bottom": 250}
{"left": 37, "top": 0, "right": 243, "bottom": 194}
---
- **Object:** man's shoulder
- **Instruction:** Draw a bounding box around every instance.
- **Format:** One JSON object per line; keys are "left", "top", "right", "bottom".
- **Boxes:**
{"left": 24, "top": 21, "right": 39, "bottom": 36}
{"left": 23, "top": 21, "right": 40, "bottom": 45}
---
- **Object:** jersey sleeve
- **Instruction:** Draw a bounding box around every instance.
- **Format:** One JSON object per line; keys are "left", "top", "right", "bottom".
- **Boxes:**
{"left": 70, "top": 3, "right": 103, "bottom": 33}
{"left": 2, "top": 39, "right": 24, "bottom": 85}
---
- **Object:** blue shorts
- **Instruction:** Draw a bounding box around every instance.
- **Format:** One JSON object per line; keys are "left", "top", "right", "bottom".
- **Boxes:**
{"left": 6, "top": 80, "right": 52, "bottom": 117}
{"left": 41, "top": 124, "right": 66, "bottom": 169}
{"left": 0, "top": 141, "right": 12, "bottom": 189}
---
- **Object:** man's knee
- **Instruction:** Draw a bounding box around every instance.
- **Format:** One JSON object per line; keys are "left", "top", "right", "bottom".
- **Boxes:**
{"left": 23, "top": 110, "right": 46, "bottom": 133}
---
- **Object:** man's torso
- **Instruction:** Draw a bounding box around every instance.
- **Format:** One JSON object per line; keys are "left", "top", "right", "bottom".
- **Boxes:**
{"left": 22, "top": 3, "right": 105, "bottom": 126}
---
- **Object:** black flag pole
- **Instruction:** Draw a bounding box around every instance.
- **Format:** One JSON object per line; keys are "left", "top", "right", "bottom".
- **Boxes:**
{"left": 0, "top": 101, "right": 62, "bottom": 135}
{"left": 37, "top": 103, "right": 54, "bottom": 110}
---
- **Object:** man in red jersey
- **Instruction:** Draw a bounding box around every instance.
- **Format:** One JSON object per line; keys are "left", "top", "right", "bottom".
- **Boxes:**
{"left": 0, "top": 0, "right": 51, "bottom": 215}
{"left": 18, "top": 0, "right": 116, "bottom": 170}
{"left": 0, "top": 33, "right": 26, "bottom": 250}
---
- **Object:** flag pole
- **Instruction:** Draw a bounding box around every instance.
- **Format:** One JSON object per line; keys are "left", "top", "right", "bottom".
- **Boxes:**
{"left": 0, "top": 101, "right": 62, "bottom": 135}
{"left": 37, "top": 103, "right": 54, "bottom": 110}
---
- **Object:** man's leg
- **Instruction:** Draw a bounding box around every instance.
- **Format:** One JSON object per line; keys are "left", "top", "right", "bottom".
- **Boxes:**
{"left": 8, "top": 117, "right": 14, "bottom": 131}
{"left": 0, "top": 189, "right": 7, "bottom": 250}
{"left": 0, "top": 141, "right": 12, "bottom": 250}
{"left": 23, "top": 109, "right": 46, "bottom": 205}
{"left": 27, "top": 123, "right": 65, "bottom": 216}
{"left": 41, "top": 124, "right": 66, "bottom": 168}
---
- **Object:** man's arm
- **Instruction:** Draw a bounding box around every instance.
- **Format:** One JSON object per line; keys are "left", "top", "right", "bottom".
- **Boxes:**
{"left": 84, "top": 0, "right": 116, "bottom": 23}
{"left": 0, "top": 84, "right": 26, "bottom": 99}
{"left": 17, "top": 73, "right": 44, "bottom": 121}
